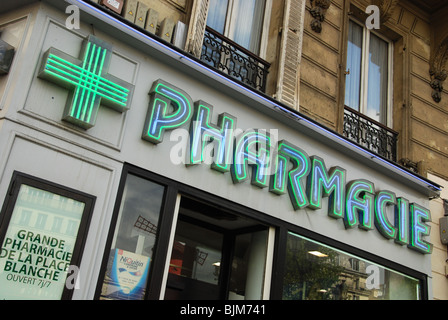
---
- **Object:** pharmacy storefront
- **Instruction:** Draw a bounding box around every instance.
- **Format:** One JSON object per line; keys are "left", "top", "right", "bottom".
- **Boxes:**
{"left": 0, "top": 0, "right": 440, "bottom": 300}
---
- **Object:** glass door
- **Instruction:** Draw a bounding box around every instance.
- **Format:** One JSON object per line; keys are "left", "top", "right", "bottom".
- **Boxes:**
{"left": 164, "top": 196, "right": 270, "bottom": 300}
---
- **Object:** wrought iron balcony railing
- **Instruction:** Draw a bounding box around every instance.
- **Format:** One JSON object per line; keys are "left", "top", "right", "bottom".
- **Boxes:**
{"left": 343, "top": 106, "right": 398, "bottom": 162}
{"left": 201, "top": 26, "right": 270, "bottom": 92}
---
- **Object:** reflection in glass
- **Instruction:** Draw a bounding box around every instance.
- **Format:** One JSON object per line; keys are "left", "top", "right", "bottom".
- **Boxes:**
{"left": 169, "top": 220, "right": 223, "bottom": 286}
{"left": 99, "top": 174, "right": 165, "bottom": 300}
{"left": 282, "top": 232, "right": 421, "bottom": 300}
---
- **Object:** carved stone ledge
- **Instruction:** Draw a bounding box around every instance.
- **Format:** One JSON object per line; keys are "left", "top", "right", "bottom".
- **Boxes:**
{"left": 372, "top": 0, "right": 399, "bottom": 25}
{"left": 309, "top": 0, "right": 331, "bottom": 33}
{"left": 429, "top": 36, "right": 448, "bottom": 103}
{"left": 399, "top": 158, "right": 422, "bottom": 174}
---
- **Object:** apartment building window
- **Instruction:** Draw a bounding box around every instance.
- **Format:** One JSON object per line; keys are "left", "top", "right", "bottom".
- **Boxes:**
{"left": 201, "top": 0, "right": 271, "bottom": 92}
{"left": 207, "top": 0, "right": 266, "bottom": 54}
{"left": 343, "top": 19, "right": 398, "bottom": 161}
{"left": 345, "top": 19, "right": 392, "bottom": 124}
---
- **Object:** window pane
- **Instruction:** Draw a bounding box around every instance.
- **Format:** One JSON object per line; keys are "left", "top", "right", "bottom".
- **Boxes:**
{"left": 206, "top": 0, "right": 229, "bottom": 33}
{"left": 282, "top": 232, "right": 421, "bottom": 300}
{"left": 98, "top": 174, "right": 165, "bottom": 300}
{"left": 367, "top": 33, "right": 389, "bottom": 123}
{"left": 229, "top": 0, "right": 266, "bottom": 53}
{"left": 0, "top": 185, "right": 85, "bottom": 300}
{"left": 207, "top": 0, "right": 265, "bottom": 53}
{"left": 344, "top": 21, "right": 363, "bottom": 111}
{"left": 229, "top": 230, "right": 268, "bottom": 299}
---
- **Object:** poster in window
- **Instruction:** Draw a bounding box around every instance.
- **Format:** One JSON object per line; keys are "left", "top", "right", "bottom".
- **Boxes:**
{"left": 0, "top": 184, "right": 85, "bottom": 299}
{"left": 108, "top": 249, "right": 150, "bottom": 300}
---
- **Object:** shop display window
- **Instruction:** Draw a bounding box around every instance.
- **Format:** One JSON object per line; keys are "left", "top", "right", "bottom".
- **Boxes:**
{"left": 282, "top": 232, "right": 421, "bottom": 300}
{"left": 0, "top": 172, "right": 95, "bottom": 300}
{"left": 98, "top": 173, "right": 166, "bottom": 300}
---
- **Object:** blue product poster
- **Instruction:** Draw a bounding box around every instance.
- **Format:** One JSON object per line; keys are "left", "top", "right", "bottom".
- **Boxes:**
{"left": 110, "top": 249, "right": 150, "bottom": 299}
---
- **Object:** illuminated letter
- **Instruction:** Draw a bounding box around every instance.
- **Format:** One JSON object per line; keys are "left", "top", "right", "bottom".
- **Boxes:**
{"left": 232, "top": 130, "right": 273, "bottom": 188}
{"left": 374, "top": 191, "right": 397, "bottom": 239}
{"left": 142, "top": 79, "right": 193, "bottom": 144}
{"left": 189, "top": 101, "right": 236, "bottom": 172}
{"left": 344, "top": 180, "right": 375, "bottom": 230}
{"left": 270, "top": 140, "right": 310, "bottom": 210}
{"left": 394, "top": 197, "right": 410, "bottom": 245}
{"left": 306, "top": 156, "right": 346, "bottom": 219}
{"left": 269, "top": 144, "right": 288, "bottom": 195}
{"left": 409, "top": 203, "right": 432, "bottom": 254}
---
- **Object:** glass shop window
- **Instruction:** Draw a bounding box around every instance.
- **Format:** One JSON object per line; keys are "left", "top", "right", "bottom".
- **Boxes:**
{"left": 282, "top": 232, "right": 421, "bottom": 300}
{"left": 98, "top": 174, "right": 165, "bottom": 300}
{"left": 0, "top": 172, "right": 95, "bottom": 300}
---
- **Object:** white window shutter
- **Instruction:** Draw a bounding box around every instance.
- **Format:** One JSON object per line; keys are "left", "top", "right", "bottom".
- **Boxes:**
{"left": 186, "top": 0, "right": 210, "bottom": 58}
{"left": 276, "top": 0, "right": 306, "bottom": 109}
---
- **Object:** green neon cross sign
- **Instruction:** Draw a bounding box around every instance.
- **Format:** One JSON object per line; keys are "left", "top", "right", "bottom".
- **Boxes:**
{"left": 38, "top": 35, "right": 134, "bottom": 129}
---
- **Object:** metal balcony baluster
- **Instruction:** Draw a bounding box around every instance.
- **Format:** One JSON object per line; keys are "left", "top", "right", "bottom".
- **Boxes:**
{"left": 201, "top": 26, "right": 270, "bottom": 93}
{"left": 343, "top": 106, "right": 398, "bottom": 162}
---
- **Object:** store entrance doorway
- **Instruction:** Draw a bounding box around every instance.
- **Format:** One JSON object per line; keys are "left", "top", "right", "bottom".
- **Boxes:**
{"left": 164, "top": 196, "right": 270, "bottom": 300}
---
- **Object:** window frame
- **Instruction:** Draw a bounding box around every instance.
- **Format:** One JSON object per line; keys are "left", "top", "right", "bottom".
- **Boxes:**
{"left": 94, "top": 165, "right": 179, "bottom": 300}
{"left": 346, "top": 18, "right": 394, "bottom": 127}
{"left": 0, "top": 171, "right": 96, "bottom": 300}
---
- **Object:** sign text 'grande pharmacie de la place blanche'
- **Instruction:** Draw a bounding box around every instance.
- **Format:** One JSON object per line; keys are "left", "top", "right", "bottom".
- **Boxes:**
{"left": 38, "top": 36, "right": 432, "bottom": 255}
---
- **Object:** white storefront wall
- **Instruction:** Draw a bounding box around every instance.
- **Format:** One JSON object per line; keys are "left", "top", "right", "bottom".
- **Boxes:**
{"left": 0, "top": 1, "right": 439, "bottom": 299}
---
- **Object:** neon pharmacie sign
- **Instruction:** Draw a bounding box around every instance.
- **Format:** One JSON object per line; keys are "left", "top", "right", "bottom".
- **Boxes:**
{"left": 140, "top": 79, "right": 432, "bottom": 254}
